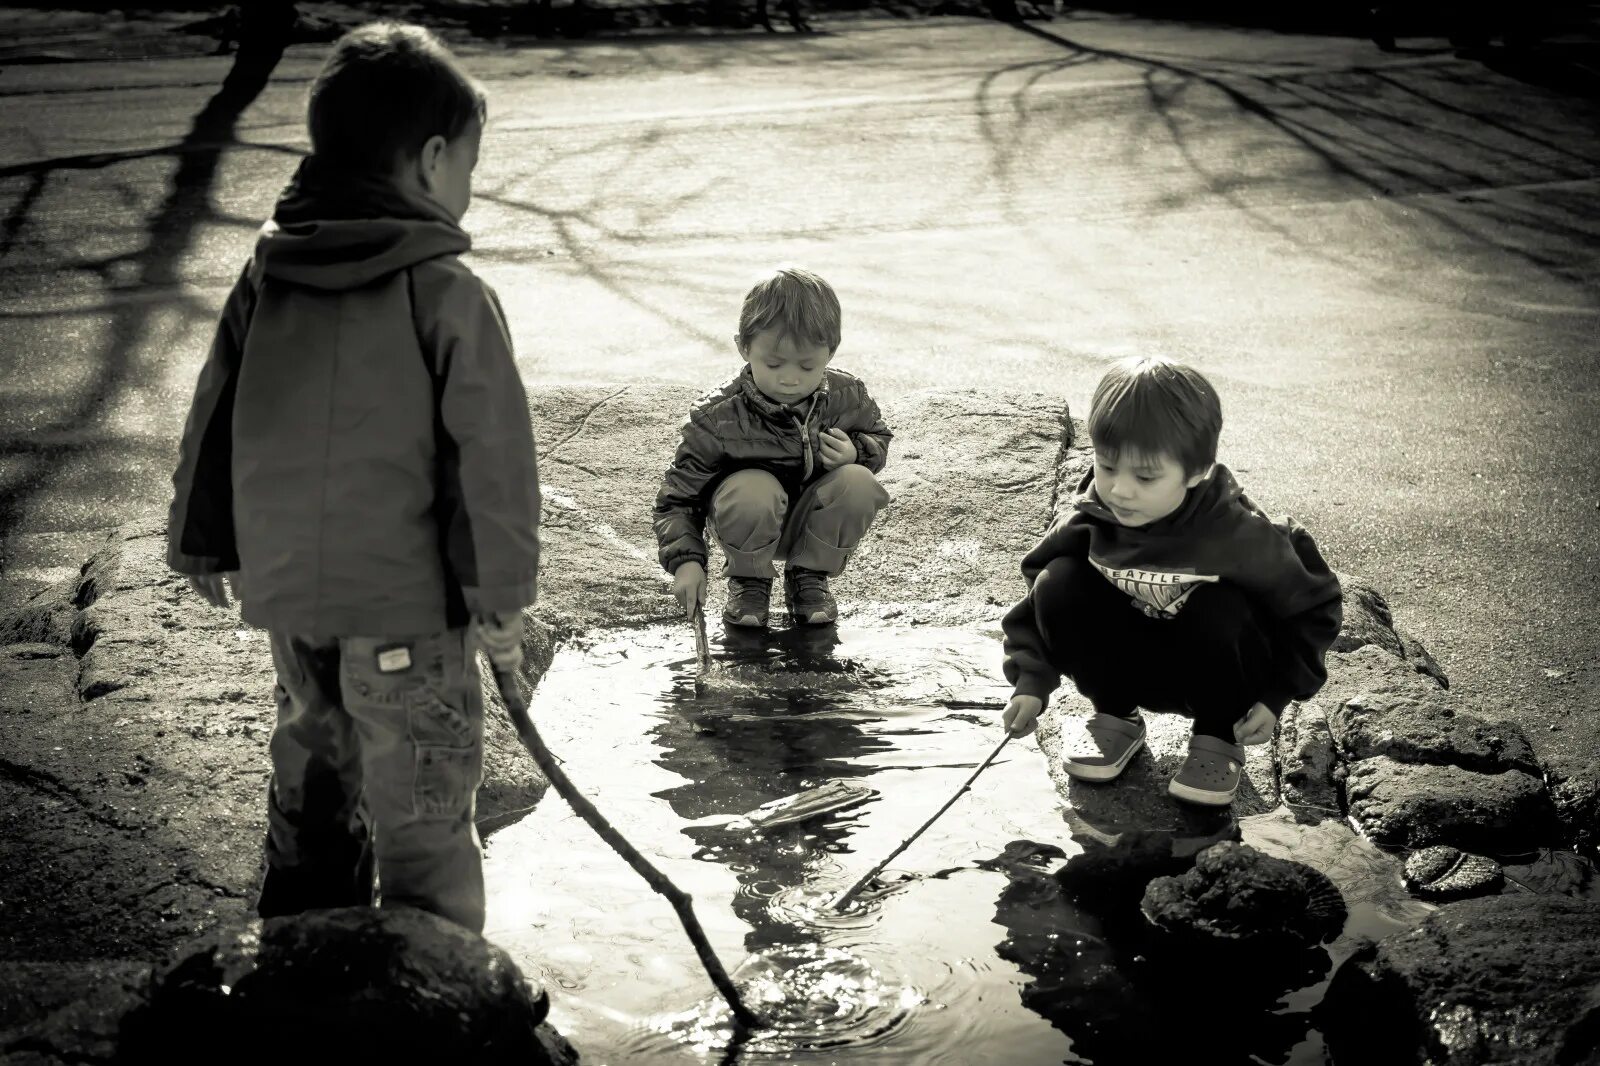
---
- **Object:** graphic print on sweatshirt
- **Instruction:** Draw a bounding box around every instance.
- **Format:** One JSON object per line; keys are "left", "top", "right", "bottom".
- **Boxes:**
{"left": 1090, "top": 558, "right": 1221, "bottom": 619}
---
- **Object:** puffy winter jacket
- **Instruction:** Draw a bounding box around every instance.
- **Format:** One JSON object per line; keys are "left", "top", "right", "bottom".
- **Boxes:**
{"left": 653, "top": 365, "right": 891, "bottom": 574}
{"left": 167, "top": 159, "right": 541, "bottom": 638}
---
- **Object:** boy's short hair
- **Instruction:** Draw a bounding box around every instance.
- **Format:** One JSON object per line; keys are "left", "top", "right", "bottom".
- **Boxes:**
{"left": 737, "top": 267, "right": 843, "bottom": 353}
{"left": 307, "top": 22, "right": 486, "bottom": 175}
{"left": 1088, "top": 355, "right": 1222, "bottom": 477}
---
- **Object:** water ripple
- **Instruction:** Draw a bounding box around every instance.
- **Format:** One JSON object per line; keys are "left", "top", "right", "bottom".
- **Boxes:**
{"left": 640, "top": 943, "right": 925, "bottom": 1059}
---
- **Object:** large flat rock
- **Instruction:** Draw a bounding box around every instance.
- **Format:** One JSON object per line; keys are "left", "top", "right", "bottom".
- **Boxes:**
{"left": 526, "top": 384, "right": 1070, "bottom": 629}
{"left": 1323, "top": 895, "right": 1600, "bottom": 1066}
{"left": 1331, "top": 691, "right": 1540, "bottom": 776}
{"left": 1344, "top": 757, "right": 1559, "bottom": 851}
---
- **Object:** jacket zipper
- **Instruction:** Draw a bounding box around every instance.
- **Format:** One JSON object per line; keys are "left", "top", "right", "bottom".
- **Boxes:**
{"left": 791, "top": 393, "right": 820, "bottom": 481}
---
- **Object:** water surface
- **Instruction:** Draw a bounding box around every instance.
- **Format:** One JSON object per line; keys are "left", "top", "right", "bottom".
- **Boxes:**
{"left": 483, "top": 623, "right": 1430, "bottom": 1064}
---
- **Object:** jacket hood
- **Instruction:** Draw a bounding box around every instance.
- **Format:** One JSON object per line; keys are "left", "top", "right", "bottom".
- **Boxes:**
{"left": 252, "top": 155, "right": 471, "bottom": 292}
{"left": 1074, "top": 464, "right": 1245, "bottom": 534}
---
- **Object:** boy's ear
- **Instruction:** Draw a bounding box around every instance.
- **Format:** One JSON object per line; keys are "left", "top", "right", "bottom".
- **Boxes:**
{"left": 735, "top": 333, "right": 751, "bottom": 361}
{"left": 417, "top": 134, "right": 449, "bottom": 192}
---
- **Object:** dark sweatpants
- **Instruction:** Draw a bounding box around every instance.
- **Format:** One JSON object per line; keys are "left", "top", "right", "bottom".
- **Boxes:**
{"left": 1029, "top": 556, "right": 1275, "bottom": 742}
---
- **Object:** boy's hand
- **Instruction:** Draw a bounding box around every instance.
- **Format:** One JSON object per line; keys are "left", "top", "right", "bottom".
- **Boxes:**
{"left": 475, "top": 612, "right": 524, "bottom": 672}
{"left": 819, "top": 427, "right": 857, "bottom": 471}
{"left": 1234, "top": 702, "right": 1278, "bottom": 745}
{"left": 1003, "top": 694, "right": 1044, "bottom": 737}
{"left": 187, "top": 573, "right": 233, "bottom": 609}
{"left": 672, "top": 560, "right": 707, "bottom": 619}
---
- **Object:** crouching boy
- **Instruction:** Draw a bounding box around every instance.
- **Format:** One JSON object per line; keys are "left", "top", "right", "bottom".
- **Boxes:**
{"left": 655, "top": 267, "right": 892, "bottom": 628}
{"left": 1000, "top": 356, "right": 1342, "bottom": 806}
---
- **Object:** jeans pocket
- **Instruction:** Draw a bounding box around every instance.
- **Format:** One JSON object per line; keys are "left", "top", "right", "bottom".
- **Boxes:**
{"left": 405, "top": 678, "right": 477, "bottom": 748}
{"left": 413, "top": 743, "right": 480, "bottom": 818}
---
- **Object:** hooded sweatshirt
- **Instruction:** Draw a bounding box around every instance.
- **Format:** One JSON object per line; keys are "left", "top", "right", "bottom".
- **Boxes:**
{"left": 1001, "top": 465, "right": 1342, "bottom": 715}
{"left": 167, "top": 158, "right": 541, "bottom": 638}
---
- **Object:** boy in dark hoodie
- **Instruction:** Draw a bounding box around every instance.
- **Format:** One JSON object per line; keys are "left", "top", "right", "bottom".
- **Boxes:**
{"left": 655, "top": 267, "right": 892, "bottom": 629}
{"left": 166, "top": 23, "right": 540, "bottom": 932}
{"left": 1000, "top": 356, "right": 1341, "bottom": 806}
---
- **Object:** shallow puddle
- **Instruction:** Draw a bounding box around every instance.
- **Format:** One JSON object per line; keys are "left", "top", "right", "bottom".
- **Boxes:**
{"left": 482, "top": 623, "right": 1429, "bottom": 1064}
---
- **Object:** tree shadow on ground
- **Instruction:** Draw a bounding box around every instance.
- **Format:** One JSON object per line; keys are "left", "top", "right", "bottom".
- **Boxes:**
{"left": 0, "top": 32, "right": 290, "bottom": 569}
{"left": 970, "top": 19, "right": 1600, "bottom": 297}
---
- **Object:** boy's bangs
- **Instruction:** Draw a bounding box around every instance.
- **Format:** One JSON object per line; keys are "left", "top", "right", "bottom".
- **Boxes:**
{"left": 1087, "top": 356, "right": 1222, "bottom": 476}
{"left": 1088, "top": 399, "right": 1191, "bottom": 470}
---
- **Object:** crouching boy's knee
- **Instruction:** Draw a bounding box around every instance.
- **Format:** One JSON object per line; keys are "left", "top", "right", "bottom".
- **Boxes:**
{"left": 815, "top": 463, "right": 890, "bottom": 515}
{"left": 712, "top": 469, "right": 788, "bottom": 524}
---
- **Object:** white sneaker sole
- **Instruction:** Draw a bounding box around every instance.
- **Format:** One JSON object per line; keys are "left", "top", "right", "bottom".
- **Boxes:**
{"left": 1063, "top": 735, "right": 1145, "bottom": 782}
{"left": 1167, "top": 777, "right": 1237, "bottom": 806}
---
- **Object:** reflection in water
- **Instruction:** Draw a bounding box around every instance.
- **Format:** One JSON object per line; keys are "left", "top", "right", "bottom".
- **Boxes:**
{"left": 483, "top": 624, "right": 1434, "bottom": 1065}
{"left": 652, "top": 624, "right": 887, "bottom": 957}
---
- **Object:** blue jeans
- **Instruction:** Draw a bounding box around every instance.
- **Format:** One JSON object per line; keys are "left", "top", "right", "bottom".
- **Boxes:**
{"left": 261, "top": 628, "right": 486, "bottom": 932}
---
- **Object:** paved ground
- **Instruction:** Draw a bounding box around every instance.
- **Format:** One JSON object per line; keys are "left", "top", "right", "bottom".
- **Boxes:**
{"left": 1, "top": 14, "right": 1597, "bottom": 788}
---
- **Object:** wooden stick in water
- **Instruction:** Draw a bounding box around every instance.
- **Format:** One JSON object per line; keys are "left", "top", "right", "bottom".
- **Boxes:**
{"left": 491, "top": 664, "right": 760, "bottom": 1030}
{"left": 692, "top": 606, "right": 711, "bottom": 670}
{"left": 829, "top": 732, "right": 1015, "bottom": 912}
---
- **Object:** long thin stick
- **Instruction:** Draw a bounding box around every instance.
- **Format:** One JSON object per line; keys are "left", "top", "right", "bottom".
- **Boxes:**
{"left": 829, "top": 733, "right": 1015, "bottom": 912}
{"left": 491, "top": 665, "right": 760, "bottom": 1030}
{"left": 692, "top": 607, "right": 711, "bottom": 670}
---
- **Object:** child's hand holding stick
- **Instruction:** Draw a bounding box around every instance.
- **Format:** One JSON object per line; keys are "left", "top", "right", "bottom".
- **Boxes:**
{"left": 1002, "top": 694, "right": 1043, "bottom": 737}
{"left": 475, "top": 612, "right": 524, "bottom": 671}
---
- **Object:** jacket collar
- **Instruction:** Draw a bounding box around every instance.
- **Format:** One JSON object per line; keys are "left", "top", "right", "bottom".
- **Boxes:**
{"left": 735, "top": 364, "right": 830, "bottom": 421}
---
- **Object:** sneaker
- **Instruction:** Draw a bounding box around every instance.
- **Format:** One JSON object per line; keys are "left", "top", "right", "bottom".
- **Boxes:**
{"left": 784, "top": 567, "right": 837, "bottom": 625}
{"left": 1168, "top": 734, "right": 1246, "bottom": 806}
{"left": 723, "top": 575, "right": 773, "bottom": 628}
{"left": 1062, "top": 712, "right": 1147, "bottom": 782}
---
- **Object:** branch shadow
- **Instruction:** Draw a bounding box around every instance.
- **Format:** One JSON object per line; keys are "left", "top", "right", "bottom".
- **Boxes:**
{"left": 0, "top": 36, "right": 289, "bottom": 560}
{"left": 979, "top": 20, "right": 1600, "bottom": 294}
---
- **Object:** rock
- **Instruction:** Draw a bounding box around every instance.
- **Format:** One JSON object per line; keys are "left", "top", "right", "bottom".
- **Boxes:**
{"left": 1545, "top": 758, "right": 1600, "bottom": 853}
{"left": 1344, "top": 757, "right": 1558, "bottom": 851}
{"left": 0, "top": 571, "right": 82, "bottom": 648}
{"left": 1140, "top": 841, "right": 1347, "bottom": 953}
{"left": 120, "top": 907, "right": 576, "bottom": 1065}
{"left": 0, "top": 961, "right": 150, "bottom": 1065}
{"left": 1322, "top": 895, "right": 1600, "bottom": 1066}
{"left": 1394, "top": 625, "right": 1449, "bottom": 688}
{"left": 1275, "top": 699, "right": 1341, "bottom": 823}
{"left": 1038, "top": 691, "right": 1277, "bottom": 828}
{"left": 1318, "top": 644, "right": 1447, "bottom": 714}
{"left": 2, "top": 643, "right": 64, "bottom": 660}
{"left": 1330, "top": 574, "right": 1404, "bottom": 658}
{"left": 1402, "top": 846, "right": 1503, "bottom": 900}
{"left": 1331, "top": 692, "right": 1541, "bottom": 776}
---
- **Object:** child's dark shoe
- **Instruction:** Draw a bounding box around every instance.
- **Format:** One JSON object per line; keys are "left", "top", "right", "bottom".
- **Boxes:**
{"left": 784, "top": 567, "right": 837, "bottom": 625}
{"left": 724, "top": 575, "right": 773, "bottom": 628}
{"left": 1167, "top": 734, "right": 1246, "bottom": 806}
{"left": 1062, "top": 712, "right": 1146, "bottom": 782}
